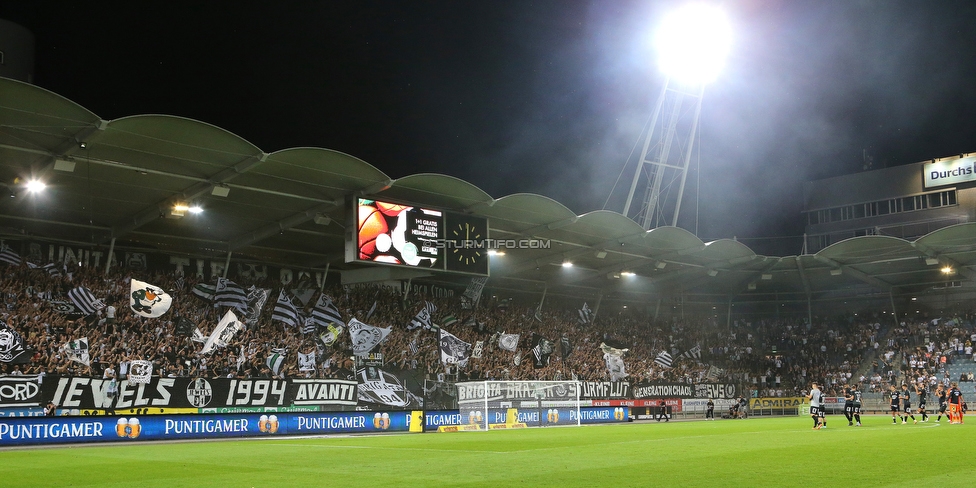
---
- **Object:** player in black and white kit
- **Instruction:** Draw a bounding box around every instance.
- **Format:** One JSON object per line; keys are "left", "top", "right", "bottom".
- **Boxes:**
{"left": 901, "top": 383, "right": 917, "bottom": 424}
{"left": 807, "top": 382, "right": 824, "bottom": 429}
{"left": 914, "top": 382, "right": 929, "bottom": 422}
{"left": 889, "top": 385, "right": 901, "bottom": 424}
{"left": 843, "top": 384, "right": 855, "bottom": 426}
{"left": 935, "top": 384, "right": 948, "bottom": 422}
{"left": 851, "top": 384, "right": 862, "bottom": 426}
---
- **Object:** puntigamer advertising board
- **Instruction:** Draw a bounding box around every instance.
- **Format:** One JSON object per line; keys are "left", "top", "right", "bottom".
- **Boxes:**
{"left": 0, "top": 411, "right": 414, "bottom": 446}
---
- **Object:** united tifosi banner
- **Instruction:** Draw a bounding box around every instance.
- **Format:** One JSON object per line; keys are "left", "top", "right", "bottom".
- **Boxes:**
{"left": 41, "top": 376, "right": 359, "bottom": 411}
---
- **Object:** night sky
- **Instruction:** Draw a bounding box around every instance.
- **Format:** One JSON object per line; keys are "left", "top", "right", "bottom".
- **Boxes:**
{"left": 4, "top": 1, "right": 976, "bottom": 256}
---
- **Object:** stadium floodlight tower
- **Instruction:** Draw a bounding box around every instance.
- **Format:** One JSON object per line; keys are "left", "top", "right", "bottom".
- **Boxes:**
{"left": 622, "top": 4, "right": 731, "bottom": 230}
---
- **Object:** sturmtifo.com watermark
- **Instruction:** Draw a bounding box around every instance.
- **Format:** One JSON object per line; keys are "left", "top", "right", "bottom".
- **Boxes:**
{"left": 434, "top": 238, "right": 551, "bottom": 250}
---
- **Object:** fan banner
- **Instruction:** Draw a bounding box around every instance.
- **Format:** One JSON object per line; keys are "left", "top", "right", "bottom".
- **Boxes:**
{"left": 0, "top": 375, "right": 42, "bottom": 407}
{"left": 40, "top": 376, "right": 359, "bottom": 410}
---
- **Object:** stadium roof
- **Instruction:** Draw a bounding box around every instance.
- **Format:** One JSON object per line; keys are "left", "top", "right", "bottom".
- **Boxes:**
{"left": 0, "top": 77, "right": 973, "bottom": 308}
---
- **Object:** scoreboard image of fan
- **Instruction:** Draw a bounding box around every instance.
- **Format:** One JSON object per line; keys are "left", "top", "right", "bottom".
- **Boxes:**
{"left": 346, "top": 197, "right": 489, "bottom": 276}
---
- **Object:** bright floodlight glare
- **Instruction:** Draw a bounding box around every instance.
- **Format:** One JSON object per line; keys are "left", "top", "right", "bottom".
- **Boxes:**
{"left": 561, "top": 261, "right": 573, "bottom": 268}
{"left": 188, "top": 205, "right": 203, "bottom": 214}
{"left": 655, "top": 4, "right": 732, "bottom": 84}
{"left": 25, "top": 180, "right": 46, "bottom": 193}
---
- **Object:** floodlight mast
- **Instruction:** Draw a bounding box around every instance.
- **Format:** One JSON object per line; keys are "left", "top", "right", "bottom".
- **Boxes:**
{"left": 622, "top": 78, "right": 704, "bottom": 229}
{"left": 622, "top": 4, "right": 729, "bottom": 231}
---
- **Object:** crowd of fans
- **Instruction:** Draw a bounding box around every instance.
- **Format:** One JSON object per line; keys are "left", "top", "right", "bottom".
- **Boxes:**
{"left": 0, "top": 261, "right": 974, "bottom": 400}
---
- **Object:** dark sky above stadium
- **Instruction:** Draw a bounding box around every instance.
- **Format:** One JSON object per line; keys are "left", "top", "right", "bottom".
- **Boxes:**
{"left": 4, "top": 1, "right": 976, "bottom": 256}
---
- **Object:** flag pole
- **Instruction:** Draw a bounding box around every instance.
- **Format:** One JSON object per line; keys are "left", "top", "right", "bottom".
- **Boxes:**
{"left": 222, "top": 252, "right": 232, "bottom": 279}
{"left": 592, "top": 291, "right": 604, "bottom": 323}
{"left": 104, "top": 237, "right": 115, "bottom": 275}
{"left": 320, "top": 263, "right": 330, "bottom": 293}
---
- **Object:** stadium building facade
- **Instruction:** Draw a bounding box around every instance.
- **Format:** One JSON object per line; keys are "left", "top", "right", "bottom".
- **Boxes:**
{"left": 803, "top": 153, "right": 976, "bottom": 253}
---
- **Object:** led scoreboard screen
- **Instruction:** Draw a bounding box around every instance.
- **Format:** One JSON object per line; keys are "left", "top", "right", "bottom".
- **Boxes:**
{"left": 347, "top": 198, "right": 489, "bottom": 276}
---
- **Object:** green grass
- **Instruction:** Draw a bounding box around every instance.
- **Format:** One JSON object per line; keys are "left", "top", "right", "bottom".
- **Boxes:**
{"left": 1, "top": 415, "right": 974, "bottom": 487}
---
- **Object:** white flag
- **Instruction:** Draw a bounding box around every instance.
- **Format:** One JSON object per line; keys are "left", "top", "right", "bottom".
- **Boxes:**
{"left": 201, "top": 310, "right": 243, "bottom": 354}
{"left": 347, "top": 318, "right": 391, "bottom": 356}
{"left": 298, "top": 351, "right": 316, "bottom": 372}
{"left": 498, "top": 333, "right": 520, "bottom": 352}
{"left": 63, "top": 338, "right": 90, "bottom": 366}
{"left": 130, "top": 279, "right": 173, "bottom": 318}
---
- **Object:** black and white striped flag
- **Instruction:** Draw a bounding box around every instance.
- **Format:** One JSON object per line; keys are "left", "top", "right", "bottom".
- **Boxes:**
{"left": 0, "top": 246, "right": 21, "bottom": 266}
{"left": 301, "top": 316, "right": 317, "bottom": 334}
{"left": 67, "top": 286, "right": 105, "bottom": 316}
{"left": 654, "top": 351, "right": 673, "bottom": 369}
{"left": 266, "top": 351, "right": 286, "bottom": 375}
{"left": 311, "top": 294, "right": 344, "bottom": 327}
{"left": 271, "top": 289, "right": 304, "bottom": 328}
{"left": 215, "top": 278, "right": 247, "bottom": 311}
{"left": 44, "top": 263, "right": 63, "bottom": 278}
{"left": 578, "top": 302, "right": 593, "bottom": 324}
{"left": 174, "top": 275, "right": 186, "bottom": 292}
{"left": 29, "top": 262, "right": 63, "bottom": 278}
{"left": 192, "top": 283, "right": 216, "bottom": 302}
{"left": 408, "top": 301, "right": 436, "bottom": 330}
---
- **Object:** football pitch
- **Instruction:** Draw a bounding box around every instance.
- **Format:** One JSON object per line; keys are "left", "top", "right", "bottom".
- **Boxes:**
{"left": 1, "top": 415, "right": 972, "bottom": 487}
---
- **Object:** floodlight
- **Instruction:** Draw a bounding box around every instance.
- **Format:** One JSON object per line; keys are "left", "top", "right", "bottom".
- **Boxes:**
{"left": 562, "top": 261, "right": 573, "bottom": 268}
{"left": 188, "top": 205, "right": 203, "bottom": 214}
{"left": 655, "top": 4, "right": 732, "bottom": 84}
{"left": 25, "top": 180, "right": 45, "bottom": 193}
